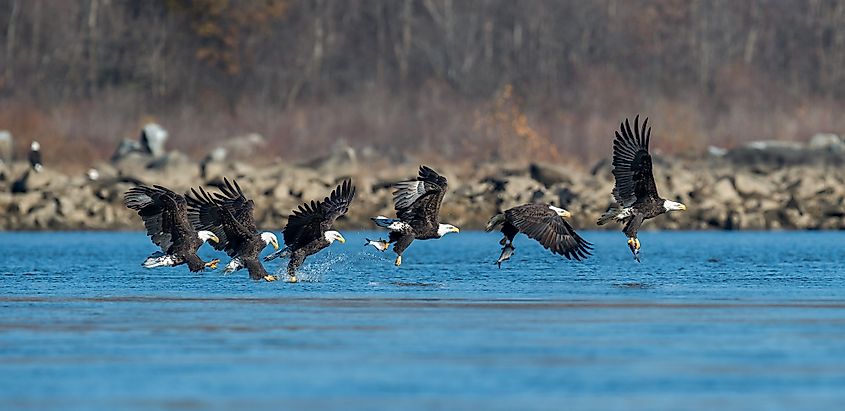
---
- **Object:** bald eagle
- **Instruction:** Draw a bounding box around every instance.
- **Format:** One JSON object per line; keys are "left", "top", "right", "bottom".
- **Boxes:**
{"left": 264, "top": 179, "right": 356, "bottom": 283}
{"left": 597, "top": 116, "right": 687, "bottom": 261}
{"left": 367, "top": 166, "right": 459, "bottom": 266}
{"left": 187, "top": 178, "right": 280, "bottom": 281}
{"left": 124, "top": 185, "right": 220, "bottom": 272}
{"left": 29, "top": 141, "right": 42, "bottom": 172}
{"left": 486, "top": 204, "right": 592, "bottom": 267}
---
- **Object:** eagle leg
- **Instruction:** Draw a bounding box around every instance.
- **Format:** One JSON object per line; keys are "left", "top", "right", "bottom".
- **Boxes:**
{"left": 204, "top": 259, "right": 220, "bottom": 270}
{"left": 263, "top": 275, "right": 279, "bottom": 282}
{"left": 286, "top": 275, "right": 299, "bottom": 283}
{"left": 627, "top": 237, "right": 641, "bottom": 262}
{"left": 394, "top": 255, "right": 402, "bottom": 266}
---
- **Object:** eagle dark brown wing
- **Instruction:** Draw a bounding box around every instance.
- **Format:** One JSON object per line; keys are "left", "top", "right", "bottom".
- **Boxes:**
{"left": 393, "top": 166, "right": 447, "bottom": 230}
{"left": 283, "top": 179, "right": 356, "bottom": 250}
{"left": 124, "top": 185, "right": 192, "bottom": 254}
{"left": 505, "top": 204, "right": 592, "bottom": 261}
{"left": 213, "top": 178, "right": 257, "bottom": 233}
{"left": 186, "top": 185, "right": 251, "bottom": 258}
{"left": 611, "top": 115, "right": 659, "bottom": 207}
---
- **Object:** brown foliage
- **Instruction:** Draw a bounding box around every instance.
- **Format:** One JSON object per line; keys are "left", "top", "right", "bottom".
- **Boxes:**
{"left": 2, "top": 0, "right": 845, "bottom": 170}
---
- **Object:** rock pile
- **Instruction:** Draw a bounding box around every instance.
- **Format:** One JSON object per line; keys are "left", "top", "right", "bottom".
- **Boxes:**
{"left": 1, "top": 134, "right": 844, "bottom": 231}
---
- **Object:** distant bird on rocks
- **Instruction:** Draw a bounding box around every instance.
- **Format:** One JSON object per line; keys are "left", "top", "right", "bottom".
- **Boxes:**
{"left": 124, "top": 185, "right": 220, "bottom": 272}
{"left": 29, "top": 141, "right": 42, "bottom": 172}
{"left": 187, "top": 178, "right": 280, "bottom": 281}
{"left": 367, "top": 166, "right": 459, "bottom": 266}
{"left": 486, "top": 204, "right": 592, "bottom": 267}
{"left": 265, "top": 179, "right": 356, "bottom": 283}
{"left": 86, "top": 168, "right": 100, "bottom": 181}
{"left": 597, "top": 116, "right": 687, "bottom": 261}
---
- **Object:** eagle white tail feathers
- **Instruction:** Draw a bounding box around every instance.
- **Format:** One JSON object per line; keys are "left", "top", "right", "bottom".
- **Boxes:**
{"left": 486, "top": 213, "right": 506, "bottom": 232}
{"left": 372, "top": 215, "right": 398, "bottom": 228}
{"left": 372, "top": 216, "right": 406, "bottom": 231}
{"left": 598, "top": 207, "right": 632, "bottom": 225}
{"left": 142, "top": 252, "right": 178, "bottom": 268}
{"left": 224, "top": 258, "right": 244, "bottom": 274}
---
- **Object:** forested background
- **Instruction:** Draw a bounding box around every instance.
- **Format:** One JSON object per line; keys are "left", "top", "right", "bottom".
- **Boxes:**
{"left": 2, "top": 0, "right": 845, "bottom": 170}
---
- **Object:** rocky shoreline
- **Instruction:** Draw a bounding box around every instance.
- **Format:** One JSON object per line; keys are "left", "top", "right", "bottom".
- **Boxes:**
{"left": 1, "top": 132, "right": 845, "bottom": 232}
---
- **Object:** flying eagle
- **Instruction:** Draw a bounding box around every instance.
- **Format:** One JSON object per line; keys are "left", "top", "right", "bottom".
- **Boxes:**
{"left": 124, "top": 185, "right": 220, "bottom": 271}
{"left": 597, "top": 116, "right": 686, "bottom": 261}
{"left": 264, "top": 179, "right": 356, "bottom": 283}
{"left": 367, "top": 166, "right": 459, "bottom": 266}
{"left": 486, "top": 204, "right": 592, "bottom": 267}
{"left": 187, "top": 178, "right": 280, "bottom": 281}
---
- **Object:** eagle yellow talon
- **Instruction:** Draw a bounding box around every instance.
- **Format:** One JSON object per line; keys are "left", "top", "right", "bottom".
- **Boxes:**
{"left": 205, "top": 259, "right": 220, "bottom": 270}
{"left": 394, "top": 256, "right": 402, "bottom": 267}
{"left": 287, "top": 276, "right": 298, "bottom": 283}
{"left": 263, "top": 275, "right": 278, "bottom": 282}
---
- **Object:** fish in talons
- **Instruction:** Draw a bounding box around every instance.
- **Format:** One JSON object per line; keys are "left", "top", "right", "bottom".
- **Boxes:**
{"left": 496, "top": 242, "right": 516, "bottom": 268}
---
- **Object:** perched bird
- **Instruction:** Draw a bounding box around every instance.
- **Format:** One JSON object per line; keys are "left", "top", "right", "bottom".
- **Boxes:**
{"left": 29, "top": 141, "right": 42, "bottom": 172}
{"left": 124, "top": 185, "right": 220, "bottom": 272}
{"left": 486, "top": 204, "right": 592, "bottom": 267}
{"left": 597, "top": 116, "right": 686, "bottom": 261}
{"left": 367, "top": 166, "right": 459, "bottom": 266}
{"left": 264, "top": 179, "right": 356, "bottom": 283}
{"left": 187, "top": 178, "right": 280, "bottom": 281}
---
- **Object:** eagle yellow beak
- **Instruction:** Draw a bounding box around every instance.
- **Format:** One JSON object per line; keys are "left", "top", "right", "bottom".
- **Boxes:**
{"left": 210, "top": 234, "right": 220, "bottom": 243}
{"left": 679, "top": 204, "right": 687, "bottom": 211}
{"left": 272, "top": 239, "right": 279, "bottom": 250}
{"left": 452, "top": 227, "right": 460, "bottom": 233}
{"left": 337, "top": 235, "right": 346, "bottom": 244}
{"left": 561, "top": 210, "right": 572, "bottom": 218}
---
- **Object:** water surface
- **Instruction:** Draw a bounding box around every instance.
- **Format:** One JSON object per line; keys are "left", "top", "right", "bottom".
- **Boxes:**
{"left": 1, "top": 231, "right": 844, "bottom": 410}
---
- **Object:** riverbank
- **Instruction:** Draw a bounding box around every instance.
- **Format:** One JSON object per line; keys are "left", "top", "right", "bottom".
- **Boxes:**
{"left": 1, "top": 137, "right": 844, "bottom": 231}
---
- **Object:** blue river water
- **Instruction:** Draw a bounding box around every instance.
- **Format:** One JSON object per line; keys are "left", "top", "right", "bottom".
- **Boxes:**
{"left": 1, "top": 231, "right": 844, "bottom": 410}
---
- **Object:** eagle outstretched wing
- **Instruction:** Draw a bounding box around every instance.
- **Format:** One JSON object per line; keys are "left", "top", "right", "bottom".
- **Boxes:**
{"left": 212, "top": 178, "right": 258, "bottom": 233}
{"left": 284, "top": 179, "right": 356, "bottom": 249}
{"left": 506, "top": 204, "right": 593, "bottom": 261}
{"left": 611, "top": 115, "right": 659, "bottom": 207}
{"left": 393, "top": 166, "right": 447, "bottom": 228}
{"left": 124, "top": 185, "right": 190, "bottom": 254}
{"left": 186, "top": 183, "right": 253, "bottom": 258}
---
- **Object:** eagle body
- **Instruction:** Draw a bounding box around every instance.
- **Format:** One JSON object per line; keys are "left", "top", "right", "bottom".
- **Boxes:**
{"left": 597, "top": 116, "right": 686, "bottom": 261}
{"left": 124, "top": 185, "right": 218, "bottom": 272}
{"left": 265, "top": 179, "right": 355, "bottom": 282}
{"left": 187, "top": 178, "right": 279, "bottom": 281}
{"left": 368, "top": 166, "right": 459, "bottom": 266}
{"left": 486, "top": 203, "right": 592, "bottom": 267}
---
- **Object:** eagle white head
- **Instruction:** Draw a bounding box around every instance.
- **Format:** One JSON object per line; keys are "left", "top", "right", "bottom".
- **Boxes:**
{"left": 437, "top": 224, "right": 460, "bottom": 237}
{"left": 261, "top": 232, "right": 280, "bottom": 250}
{"left": 548, "top": 205, "right": 572, "bottom": 218}
{"left": 197, "top": 230, "right": 220, "bottom": 243}
{"left": 324, "top": 230, "right": 346, "bottom": 244}
{"left": 663, "top": 200, "right": 687, "bottom": 212}
{"left": 31, "top": 141, "right": 40, "bottom": 151}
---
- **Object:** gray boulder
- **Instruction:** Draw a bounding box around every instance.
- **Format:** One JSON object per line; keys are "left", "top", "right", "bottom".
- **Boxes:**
{"left": 140, "top": 123, "right": 168, "bottom": 158}
{"left": 0, "top": 130, "right": 12, "bottom": 164}
{"left": 529, "top": 163, "right": 575, "bottom": 188}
